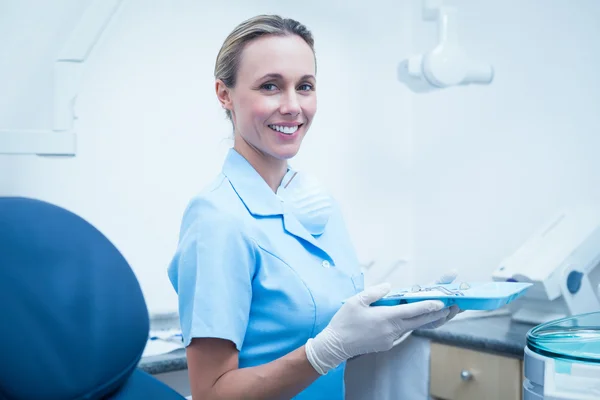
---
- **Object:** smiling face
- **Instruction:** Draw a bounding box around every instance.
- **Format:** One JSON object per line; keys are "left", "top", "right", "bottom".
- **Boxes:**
{"left": 216, "top": 34, "right": 317, "bottom": 168}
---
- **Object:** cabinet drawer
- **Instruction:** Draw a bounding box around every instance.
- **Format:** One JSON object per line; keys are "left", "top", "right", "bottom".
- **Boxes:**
{"left": 430, "top": 343, "right": 522, "bottom": 400}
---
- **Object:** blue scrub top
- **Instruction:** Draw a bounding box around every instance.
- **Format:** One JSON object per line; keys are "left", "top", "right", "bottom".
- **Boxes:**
{"left": 168, "top": 148, "right": 364, "bottom": 400}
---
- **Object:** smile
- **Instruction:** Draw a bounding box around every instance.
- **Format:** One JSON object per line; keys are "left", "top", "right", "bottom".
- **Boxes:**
{"left": 268, "top": 124, "right": 302, "bottom": 135}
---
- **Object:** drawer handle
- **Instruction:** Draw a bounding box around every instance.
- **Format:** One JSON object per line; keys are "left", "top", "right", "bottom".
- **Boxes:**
{"left": 460, "top": 370, "right": 473, "bottom": 381}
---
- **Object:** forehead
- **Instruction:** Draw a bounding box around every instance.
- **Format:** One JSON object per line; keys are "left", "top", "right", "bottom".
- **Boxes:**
{"left": 237, "top": 34, "right": 315, "bottom": 81}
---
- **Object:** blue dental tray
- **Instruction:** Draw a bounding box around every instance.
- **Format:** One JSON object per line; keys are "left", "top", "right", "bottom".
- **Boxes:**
{"left": 370, "top": 282, "right": 533, "bottom": 310}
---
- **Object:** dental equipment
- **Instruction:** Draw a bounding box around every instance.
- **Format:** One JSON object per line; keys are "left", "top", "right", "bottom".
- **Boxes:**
{"left": 0, "top": 0, "right": 124, "bottom": 155}
{"left": 397, "top": 0, "right": 494, "bottom": 92}
{"left": 410, "top": 284, "right": 468, "bottom": 296}
{"left": 370, "top": 282, "right": 531, "bottom": 309}
{"left": 493, "top": 206, "right": 600, "bottom": 325}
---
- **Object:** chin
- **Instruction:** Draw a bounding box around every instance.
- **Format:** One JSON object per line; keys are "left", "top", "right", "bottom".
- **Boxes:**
{"left": 272, "top": 145, "right": 301, "bottom": 160}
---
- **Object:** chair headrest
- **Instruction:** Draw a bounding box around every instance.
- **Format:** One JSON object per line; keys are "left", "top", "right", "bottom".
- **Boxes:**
{"left": 0, "top": 197, "right": 150, "bottom": 400}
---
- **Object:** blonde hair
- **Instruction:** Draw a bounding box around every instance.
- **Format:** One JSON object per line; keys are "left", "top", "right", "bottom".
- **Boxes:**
{"left": 214, "top": 15, "right": 316, "bottom": 121}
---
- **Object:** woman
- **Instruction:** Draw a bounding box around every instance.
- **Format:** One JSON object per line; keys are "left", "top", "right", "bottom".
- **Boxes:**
{"left": 167, "top": 15, "right": 459, "bottom": 400}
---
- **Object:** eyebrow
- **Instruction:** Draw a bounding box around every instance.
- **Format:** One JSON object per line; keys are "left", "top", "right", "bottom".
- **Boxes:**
{"left": 257, "top": 73, "right": 316, "bottom": 82}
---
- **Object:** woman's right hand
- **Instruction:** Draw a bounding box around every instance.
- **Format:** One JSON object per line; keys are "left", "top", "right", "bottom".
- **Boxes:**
{"left": 304, "top": 283, "right": 454, "bottom": 375}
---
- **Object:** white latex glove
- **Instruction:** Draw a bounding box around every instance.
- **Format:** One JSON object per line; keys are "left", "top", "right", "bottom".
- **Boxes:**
{"left": 415, "top": 269, "right": 462, "bottom": 330}
{"left": 392, "top": 269, "right": 462, "bottom": 345}
{"left": 304, "top": 283, "right": 451, "bottom": 375}
{"left": 435, "top": 269, "right": 458, "bottom": 285}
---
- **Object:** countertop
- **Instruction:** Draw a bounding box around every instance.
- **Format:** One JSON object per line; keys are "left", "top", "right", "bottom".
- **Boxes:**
{"left": 412, "top": 313, "right": 536, "bottom": 359}
{"left": 138, "top": 348, "right": 187, "bottom": 375}
{"left": 138, "top": 313, "right": 537, "bottom": 375}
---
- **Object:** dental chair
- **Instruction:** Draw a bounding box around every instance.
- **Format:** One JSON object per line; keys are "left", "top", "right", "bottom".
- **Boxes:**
{"left": 0, "top": 197, "right": 186, "bottom": 400}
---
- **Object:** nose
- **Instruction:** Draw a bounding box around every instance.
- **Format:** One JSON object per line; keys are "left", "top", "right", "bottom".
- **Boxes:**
{"left": 279, "top": 90, "right": 301, "bottom": 116}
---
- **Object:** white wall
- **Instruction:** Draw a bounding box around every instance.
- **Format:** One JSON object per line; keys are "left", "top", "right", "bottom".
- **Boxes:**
{"left": 409, "top": 0, "right": 600, "bottom": 283}
{"left": 1, "top": 0, "right": 416, "bottom": 314}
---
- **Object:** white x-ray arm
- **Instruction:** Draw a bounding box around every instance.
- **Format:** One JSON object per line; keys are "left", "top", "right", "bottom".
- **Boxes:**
{"left": 398, "top": 0, "right": 494, "bottom": 92}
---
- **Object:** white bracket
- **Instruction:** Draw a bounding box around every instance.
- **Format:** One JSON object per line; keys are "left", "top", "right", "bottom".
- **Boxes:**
{"left": 397, "top": 0, "right": 494, "bottom": 92}
{"left": 560, "top": 263, "right": 600, "bottom": 317}
{"left": 0, "top": 0, "right": 124, "bottom": 156}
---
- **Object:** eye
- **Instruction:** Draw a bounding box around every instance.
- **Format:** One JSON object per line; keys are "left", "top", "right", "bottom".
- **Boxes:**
{"left": 261, "top": 83, "right": 278, "bottom": 91}
{"left": 298, "top": 83, "right": 313, "bottom": 91}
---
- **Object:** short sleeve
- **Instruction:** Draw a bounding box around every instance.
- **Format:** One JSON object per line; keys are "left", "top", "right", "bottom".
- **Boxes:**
{"left": 167, "top": 197, "right": 257, "bottom": 349}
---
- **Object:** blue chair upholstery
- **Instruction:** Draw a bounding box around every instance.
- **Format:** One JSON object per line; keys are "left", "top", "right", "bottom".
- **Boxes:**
{"left": 0, "top": 197, "right": 185, "bottom": 400}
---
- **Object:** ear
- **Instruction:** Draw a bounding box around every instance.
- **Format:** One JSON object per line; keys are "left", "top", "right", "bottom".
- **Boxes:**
{"left": 215, "top": 79, "right": 233, "bottom": 112}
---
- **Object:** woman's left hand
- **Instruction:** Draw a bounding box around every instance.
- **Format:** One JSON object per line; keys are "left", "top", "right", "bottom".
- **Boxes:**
{"left": 434, "top": 269, "right": 458, "bottom": 285}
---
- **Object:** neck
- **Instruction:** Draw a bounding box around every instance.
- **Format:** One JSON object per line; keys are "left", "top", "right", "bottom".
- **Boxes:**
{"left": 234, "top": 139, "right": 288, "bottom": 192}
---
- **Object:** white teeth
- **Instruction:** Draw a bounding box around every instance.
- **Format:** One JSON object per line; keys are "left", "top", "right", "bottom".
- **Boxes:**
{"left": 269, "top": 125, "right": 299, "bottom": 134}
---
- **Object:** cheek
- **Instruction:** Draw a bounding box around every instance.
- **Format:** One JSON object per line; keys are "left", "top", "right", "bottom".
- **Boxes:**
{"left": 303, "top": 96, "right": 317, "bottom": 120}
{"left": 240, "top": 95, "right": 277, "bottom": 122}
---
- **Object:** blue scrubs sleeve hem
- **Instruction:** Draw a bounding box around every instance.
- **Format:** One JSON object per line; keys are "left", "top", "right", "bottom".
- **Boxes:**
{"left": 184, "top": 329, "right": 244, "bottom": 351}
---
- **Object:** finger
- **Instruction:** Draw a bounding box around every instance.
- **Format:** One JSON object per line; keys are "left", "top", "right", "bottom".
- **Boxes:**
{"left": 380, "top": 300, "right": 446, "bottom": 319}
{"left": 420, "top": 315, "right": 448, "bottom": 330}
{"left": 402, "top": 308, "right": 451, "bottom": 330}
{"left": 447, "top": 305, "right": 460, "bottom": 320}
{"left": 422, "top": 269, "right": 458, "bottom": 286}
{"left": 356, "top": 282, "right": 392, "bottom": 306}
{"left": 421, "top": 305, "right": 460, "bottom": 329}
{"left": 435, "top": 269, "right": 458, "bottom": 285}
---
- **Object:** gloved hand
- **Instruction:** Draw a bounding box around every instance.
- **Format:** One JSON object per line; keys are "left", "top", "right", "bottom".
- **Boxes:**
{"left": 419, "top": 269, "right": 462, "bottom": 329}
{"left": 389, "top": 270, "right": 462, "bottom": 346}
{"left": 436, "top": 269, "right": 459, "bottom": 285}
{"left": 304, "top": 283, "right": 451, "bottom": 375}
